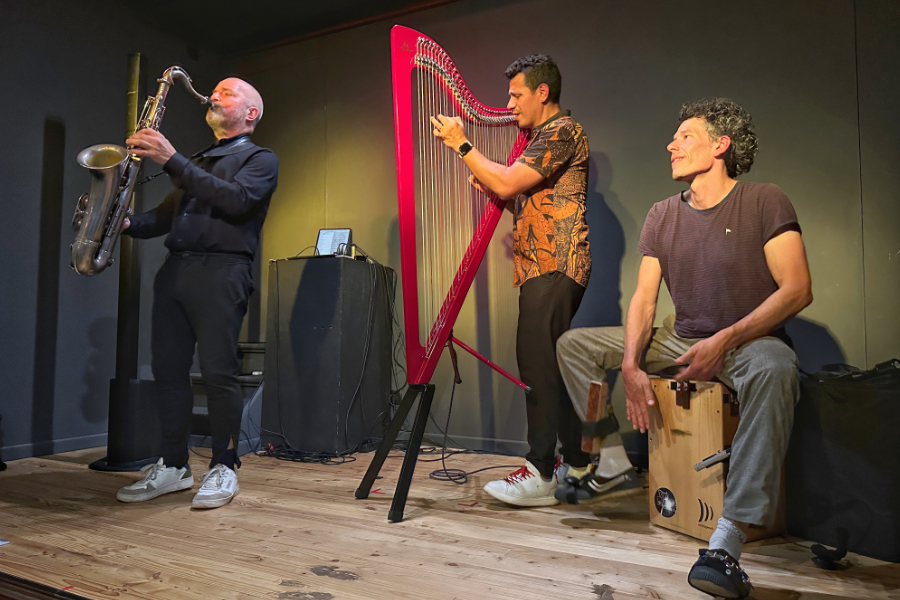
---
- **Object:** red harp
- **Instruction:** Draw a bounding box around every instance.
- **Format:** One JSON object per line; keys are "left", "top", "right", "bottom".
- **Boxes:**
{"left": 357, "top": 26, "right": 528, "bottom": 521}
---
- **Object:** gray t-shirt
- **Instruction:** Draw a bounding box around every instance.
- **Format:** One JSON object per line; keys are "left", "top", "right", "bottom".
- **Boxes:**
{"left": 638, "top": 181, "right": 801, "bottom": 339}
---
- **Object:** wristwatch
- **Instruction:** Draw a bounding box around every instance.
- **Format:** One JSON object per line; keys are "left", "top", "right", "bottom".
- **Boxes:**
{"left": 457, "top": 141, "right": 474, "bottom": 158}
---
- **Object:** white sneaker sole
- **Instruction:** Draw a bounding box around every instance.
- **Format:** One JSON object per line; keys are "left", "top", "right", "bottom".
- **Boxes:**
{"left": 116, "top": 476, "right": 194, "bottom": 503}
{"left": 191, "top": 484, "right": 239, "bottom": 509}
{"left": 483, "top": 485, "right": 560, "bottom": 507}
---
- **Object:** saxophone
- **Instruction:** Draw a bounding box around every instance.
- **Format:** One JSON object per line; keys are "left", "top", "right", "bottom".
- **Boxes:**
{"left": 71, "top": 66, "right": 211, "bottom": 276}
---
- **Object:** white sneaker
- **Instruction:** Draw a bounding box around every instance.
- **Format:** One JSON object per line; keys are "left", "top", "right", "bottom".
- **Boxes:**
{"left": 116, "top": 458, "right": 193, "bottom": 503}
{"left": 192, "top": 464, "right": 239, "bottom": 509}
{"left": 483, "top": 460, "right": 559, "bottom": 507}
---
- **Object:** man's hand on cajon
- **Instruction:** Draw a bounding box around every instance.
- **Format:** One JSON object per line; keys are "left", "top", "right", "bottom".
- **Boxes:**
{"left": 623, "top": 367, "right": 656, "bottom": 433}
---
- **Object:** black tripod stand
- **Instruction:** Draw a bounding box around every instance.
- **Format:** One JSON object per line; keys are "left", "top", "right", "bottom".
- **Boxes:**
{"left": 356, "top": 336, "right": 469, "bottom": 522}
{"left": 355, "top": 383, "right": 436, "bottom": 522}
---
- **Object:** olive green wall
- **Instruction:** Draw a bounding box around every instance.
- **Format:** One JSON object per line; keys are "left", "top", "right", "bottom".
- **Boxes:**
{"left": 236, "top": 0, "right": 899, "bottom": 451}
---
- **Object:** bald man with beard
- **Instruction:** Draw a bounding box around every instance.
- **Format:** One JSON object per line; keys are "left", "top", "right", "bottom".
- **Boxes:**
{"left": 116, "top": 77, "right": 279, "bottom": 509}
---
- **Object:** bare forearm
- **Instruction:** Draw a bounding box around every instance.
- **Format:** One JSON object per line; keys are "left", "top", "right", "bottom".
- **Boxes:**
{"left": 720, "top": 284, "right": 812, "bottom": 350}
{"left": 430, "top": 115, "right": 540, "bottom": 199}
{"left": 623, "top": 292, "right": 657, "bottom": 373}
{"left": 462, "top": 150, "right": 518, "bottom": 200}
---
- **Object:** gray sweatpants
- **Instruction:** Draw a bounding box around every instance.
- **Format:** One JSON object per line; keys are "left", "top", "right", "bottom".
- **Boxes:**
{"left": 556, "top": 316, "right": 799, "bottom": 527}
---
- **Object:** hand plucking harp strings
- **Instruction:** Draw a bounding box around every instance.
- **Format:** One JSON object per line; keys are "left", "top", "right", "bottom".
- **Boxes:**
{"left": 430, "top": 114, "right": 465, "bottom": 147}
{"left": 430, "top": 114, "right": 486, "bottom": 193}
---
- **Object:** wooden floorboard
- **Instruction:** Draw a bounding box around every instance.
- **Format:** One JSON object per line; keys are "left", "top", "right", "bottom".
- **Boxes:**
{"left": 0, "top": 447, "right": 897, "bottom": 600}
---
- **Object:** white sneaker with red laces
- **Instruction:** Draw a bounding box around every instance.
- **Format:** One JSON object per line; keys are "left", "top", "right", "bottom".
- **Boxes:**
{"left": 483, "top": 460, "right": 559, "bottom": 507}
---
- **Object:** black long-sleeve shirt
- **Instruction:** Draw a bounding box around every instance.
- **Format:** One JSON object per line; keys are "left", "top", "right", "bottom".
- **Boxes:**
{"left": 125, "top": 134, "right": 279, "bottom": 259}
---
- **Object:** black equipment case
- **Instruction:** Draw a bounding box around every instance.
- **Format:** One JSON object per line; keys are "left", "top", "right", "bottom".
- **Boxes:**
{"left": 785, "top": 359, "right": 900, "bottom": 562}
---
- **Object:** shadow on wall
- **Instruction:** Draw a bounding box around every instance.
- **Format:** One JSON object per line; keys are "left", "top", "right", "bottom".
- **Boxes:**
{"left": 82, "top": 317, "right": 117, "bottom": 423}
{"left": 572, "top": 152, "right": 625, "bottom": 328}
{"left": 475, "top": 214, "right": 516, "bottom": 445}
{"left": 785, "top": 316, "right": 846, "bottom": 373}
{"left": 32, "top": 116, "right": 66, "bottom": 451}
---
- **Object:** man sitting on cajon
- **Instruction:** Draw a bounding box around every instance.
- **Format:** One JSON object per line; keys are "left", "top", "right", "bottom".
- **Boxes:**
{"left": 556, "top": 97, "right": 812, "bottom": 599}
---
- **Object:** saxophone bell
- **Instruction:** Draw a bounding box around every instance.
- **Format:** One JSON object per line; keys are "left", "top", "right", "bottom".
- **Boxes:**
{"left": 70, "top": 144, "right": 129, "bottom": 276}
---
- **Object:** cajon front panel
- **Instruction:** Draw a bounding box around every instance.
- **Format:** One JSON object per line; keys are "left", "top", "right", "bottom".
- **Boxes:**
{"left": 648, "top": 379, "right": 783, "bottom": 542}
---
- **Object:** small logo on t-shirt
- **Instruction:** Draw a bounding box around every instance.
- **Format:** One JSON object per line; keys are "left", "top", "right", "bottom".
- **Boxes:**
{"left": 725, "top": 228, "right": 732, "bottom": 235}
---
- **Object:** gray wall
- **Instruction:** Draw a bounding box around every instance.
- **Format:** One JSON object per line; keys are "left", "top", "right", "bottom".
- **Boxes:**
{"left": 236, "top": 0, "right": 899, "bottom": 452}
{"left": 858, "top": 0, "right": 900, "bottom": 367}
{"left": 0, "top": 0, "right": 229, "bottom": 460}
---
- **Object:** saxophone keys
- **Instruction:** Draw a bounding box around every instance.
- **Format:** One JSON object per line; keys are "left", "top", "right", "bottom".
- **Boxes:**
{"left": 72, "top": 194, "right": 89, "bottom": 230}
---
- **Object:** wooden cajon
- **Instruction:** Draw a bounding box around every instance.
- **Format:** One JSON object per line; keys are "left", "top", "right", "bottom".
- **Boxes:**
{"left": 647, "top": 378, "right": 785, "bottom": 542}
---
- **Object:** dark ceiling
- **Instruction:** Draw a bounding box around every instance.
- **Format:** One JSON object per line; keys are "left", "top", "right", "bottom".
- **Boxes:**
{"left": 113, "top": 0, "right": 459, "bottom": 57}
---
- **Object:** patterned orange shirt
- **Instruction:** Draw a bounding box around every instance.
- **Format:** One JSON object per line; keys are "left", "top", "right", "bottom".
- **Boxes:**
{"left": 512, "top": 112, "right": 591, "bottom": 288}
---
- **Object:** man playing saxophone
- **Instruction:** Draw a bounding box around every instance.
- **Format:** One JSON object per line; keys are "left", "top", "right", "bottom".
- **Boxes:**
{"left": 116, "top": 77, "right": 278, "bottom": 509}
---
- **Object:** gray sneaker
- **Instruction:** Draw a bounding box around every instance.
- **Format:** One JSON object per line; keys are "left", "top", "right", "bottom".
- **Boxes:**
{"left": 116, "top": 458, "right": 193, "bottom": 503}
{"left": 555, "top": 469, "right": 635, "bottom": 504}
{"left": 191, "top": 464, "right": 239, "bottom": 509}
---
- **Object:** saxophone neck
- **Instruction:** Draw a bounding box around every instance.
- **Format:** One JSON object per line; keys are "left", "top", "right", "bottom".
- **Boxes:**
{"left": 160, "top": 66, "right": 211, "bottom": 105}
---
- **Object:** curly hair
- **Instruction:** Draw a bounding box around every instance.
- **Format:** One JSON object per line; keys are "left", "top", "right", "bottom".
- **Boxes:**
{"left": 504, "top": 54, "right": 561, "bottom": 103}
{"left": 679, "top": 98, "right": 758, "bottom": 178}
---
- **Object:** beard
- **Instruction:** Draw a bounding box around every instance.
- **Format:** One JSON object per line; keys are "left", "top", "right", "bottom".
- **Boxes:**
{"left": 206, "top": 105, "right": 243, "bottom": 135}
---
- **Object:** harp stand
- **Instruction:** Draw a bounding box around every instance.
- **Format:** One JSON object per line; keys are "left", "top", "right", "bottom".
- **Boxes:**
{"left": 356, "top": 334, "right": 525, "bottom": 522}
{"left": 355, "top": 383, "right": 436, "bottom": 523}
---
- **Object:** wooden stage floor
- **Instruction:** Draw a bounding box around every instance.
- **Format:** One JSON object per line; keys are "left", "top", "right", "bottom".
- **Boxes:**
{"left": 0, "top": 447, "right": 897, "bottom": 600}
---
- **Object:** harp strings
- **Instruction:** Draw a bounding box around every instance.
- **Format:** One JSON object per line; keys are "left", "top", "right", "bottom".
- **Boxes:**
{"left": 414, "top": 44, "right": 518, "bottom": 355}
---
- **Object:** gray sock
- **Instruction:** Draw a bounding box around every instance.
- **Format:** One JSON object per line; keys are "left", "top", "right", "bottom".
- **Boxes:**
{"left": 708, "top": 517, "right": 747, "bottom": 560}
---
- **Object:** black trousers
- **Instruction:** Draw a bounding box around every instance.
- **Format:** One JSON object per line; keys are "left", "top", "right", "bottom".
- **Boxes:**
{"left": 151, "top": 253, "right": 252, "bottom": 470}
{"left": 517, "top": 271, "right": 589, "bottom": 478}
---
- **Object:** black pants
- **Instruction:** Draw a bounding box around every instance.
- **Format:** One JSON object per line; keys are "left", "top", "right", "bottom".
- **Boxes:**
{"left": 517, "top": 271, "right": 589, "bottom": 478}
{"left": 151, "top": 253, "right": 252, "bottom": 470}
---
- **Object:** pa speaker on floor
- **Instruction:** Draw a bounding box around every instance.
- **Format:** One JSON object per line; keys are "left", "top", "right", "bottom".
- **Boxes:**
{"left": 262, "top": 256, "right": 394, "bottom": 454}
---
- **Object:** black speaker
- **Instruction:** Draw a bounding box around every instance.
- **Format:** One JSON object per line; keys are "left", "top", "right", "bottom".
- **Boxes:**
{"left": 89, "top": 379, "right": 161, "bottom": 471}
{"left": 786, "top": 362, "right": 900, "bottom": 562}
{"left": 262, "top": 256, "right": 394, "bottom": 454}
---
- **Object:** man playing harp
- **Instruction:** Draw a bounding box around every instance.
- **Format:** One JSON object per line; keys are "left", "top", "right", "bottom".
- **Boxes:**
{"left": 432, "top": 54, "right": 598, "bottom": 507}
